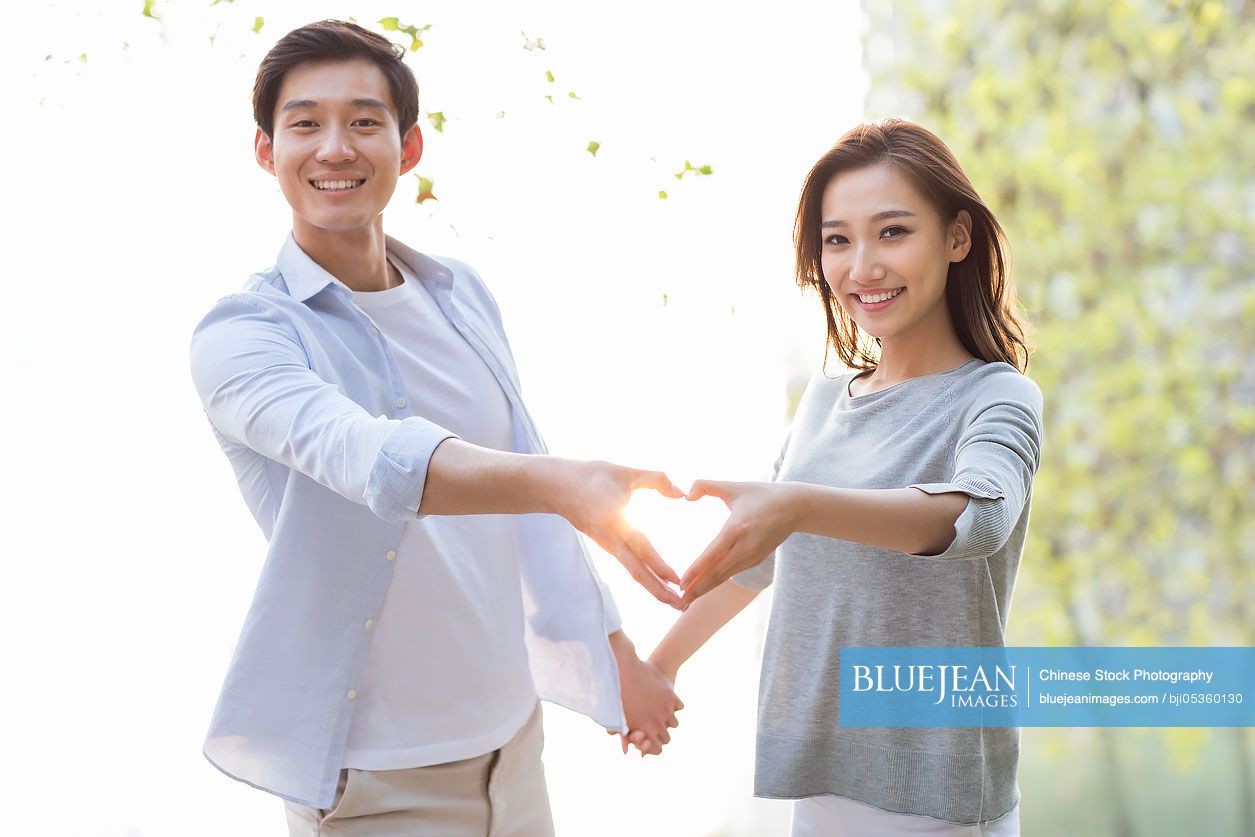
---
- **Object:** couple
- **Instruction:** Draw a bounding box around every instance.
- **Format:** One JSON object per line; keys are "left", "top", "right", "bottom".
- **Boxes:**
{"left": 190, "top": 19, "right": 1043, "bottom": 837}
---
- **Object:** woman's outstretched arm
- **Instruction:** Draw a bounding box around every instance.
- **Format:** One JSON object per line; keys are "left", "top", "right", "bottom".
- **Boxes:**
{"left": 648, "top": 579, "right": 762, "bottom": 682}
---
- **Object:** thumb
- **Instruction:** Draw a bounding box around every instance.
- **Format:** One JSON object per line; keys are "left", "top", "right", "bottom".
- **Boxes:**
{"left": 686, "top": 479, "right": 732, "bottom": 503}
{"left": 633, "top": 469, "right": 685, "bottom": 499}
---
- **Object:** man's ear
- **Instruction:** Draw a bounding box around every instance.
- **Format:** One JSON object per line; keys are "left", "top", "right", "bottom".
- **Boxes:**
{"left": 254, "top": 128, "right": 277, "bottom": 176}
{"left": 949, "top": 209, "right": 973, "bottom": 263}
{"left": 399, "top": 123, "right": 424, "bottom": 175}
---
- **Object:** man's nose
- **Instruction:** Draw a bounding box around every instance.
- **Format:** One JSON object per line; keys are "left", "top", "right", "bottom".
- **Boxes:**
{"left": 316, "top": 127, "right": 356, "bottom": 163}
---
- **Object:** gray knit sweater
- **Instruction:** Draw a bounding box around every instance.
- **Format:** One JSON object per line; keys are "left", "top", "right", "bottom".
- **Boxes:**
{"left": 732, "top": 358, "right": 1044, "bottom": 824}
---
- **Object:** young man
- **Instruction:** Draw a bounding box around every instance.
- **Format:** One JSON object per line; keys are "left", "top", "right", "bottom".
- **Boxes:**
{"left": 189, "top": 20, "right": 683, "bottom": 835}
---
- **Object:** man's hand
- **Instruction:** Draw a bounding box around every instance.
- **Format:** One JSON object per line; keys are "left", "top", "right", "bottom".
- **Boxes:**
{"left": 679, "top": 480, "right": 799, "bottom": 605}
{"left": 608, "top": 631, "right": 683, "bottom": 756}
{"left": 543, "top": 458, "right": 687, "bottom": 610}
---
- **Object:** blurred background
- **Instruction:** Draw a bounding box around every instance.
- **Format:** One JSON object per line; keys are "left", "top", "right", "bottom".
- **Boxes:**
{"left": 4, "top": 0, "right": 1251, "bottom": 835}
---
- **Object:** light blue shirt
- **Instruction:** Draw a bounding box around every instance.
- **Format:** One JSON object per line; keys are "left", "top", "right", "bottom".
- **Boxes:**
{"left": 189, "top": 232, "right": 626, "bottom": 809}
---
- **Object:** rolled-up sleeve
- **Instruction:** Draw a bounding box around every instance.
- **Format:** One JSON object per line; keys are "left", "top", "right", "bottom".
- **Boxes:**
{"left": 908, "top": 379, "right": 1044, "bottom": 560}
{"left": 189, "top": 294, "right": 458, "bottom": 523}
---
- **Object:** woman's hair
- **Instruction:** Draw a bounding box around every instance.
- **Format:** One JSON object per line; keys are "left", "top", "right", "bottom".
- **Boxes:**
{"left": 795, "top": 118, "right": 1031, "bottom": 373}
{"left": 252, "top": 20, "right": 419, "bottom": 142}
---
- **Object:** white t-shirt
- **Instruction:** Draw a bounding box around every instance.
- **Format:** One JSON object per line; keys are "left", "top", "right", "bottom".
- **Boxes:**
{"left": 340, "top": 256, "right": 538, "bottom": 770}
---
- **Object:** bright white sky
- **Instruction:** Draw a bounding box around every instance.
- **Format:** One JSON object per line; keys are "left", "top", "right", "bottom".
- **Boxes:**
{"left": 5, "top": 1, "right": 865, "bottom": 834}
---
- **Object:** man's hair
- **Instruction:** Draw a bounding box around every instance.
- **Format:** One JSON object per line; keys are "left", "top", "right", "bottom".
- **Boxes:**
{"left": 252, "top": 19, "right": 420, "bottom": 141}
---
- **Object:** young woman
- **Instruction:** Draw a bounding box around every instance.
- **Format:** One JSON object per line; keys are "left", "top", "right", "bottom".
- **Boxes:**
{"left": 650, "top": 119, "right": 1043, "bottom": 835}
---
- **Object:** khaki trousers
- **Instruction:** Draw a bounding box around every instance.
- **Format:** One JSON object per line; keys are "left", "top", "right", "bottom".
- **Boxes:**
{"left": 285, "top": 702, "right": 555, "bottom": 836}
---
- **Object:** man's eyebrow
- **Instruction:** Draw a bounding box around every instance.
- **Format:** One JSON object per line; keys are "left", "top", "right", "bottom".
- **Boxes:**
{"left": 279, "top": 97, "right": 390, "bottom": 114}
{"left": 821, "top": 210, "right": 917, "bottom": 229}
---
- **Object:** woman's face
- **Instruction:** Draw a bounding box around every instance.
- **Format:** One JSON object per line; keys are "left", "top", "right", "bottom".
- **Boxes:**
{"left": 819, "top": 163, "right": 971, "bottom": 343}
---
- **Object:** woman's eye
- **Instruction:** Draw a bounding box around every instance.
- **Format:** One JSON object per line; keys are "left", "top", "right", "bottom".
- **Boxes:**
{"left": 882, "top": 226, "right": 909, "bottom": 238}
{"left": 825, "top": 234, "right": 849, "bottom": 246}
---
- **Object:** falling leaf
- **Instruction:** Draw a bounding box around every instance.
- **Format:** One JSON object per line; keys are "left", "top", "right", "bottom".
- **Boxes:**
{"left": 544, "top": 95, "right": 553, "bottom": 104}
{"left": 568, "top": 91, "right": 580, "bottom": 99}
{"left": 427, "top": 111, "right": 446, "bottom": 132}
{"left": 522, "top": 31, "right": 546, "bottom": 51}
{"left": 142, "top": 0, "right": 159, "bottom": 20}
{"left": 545, "top": 70, "right": 555, "bottom": 83}
{"left": 379, "top": 17, "right": 432, "bottom": 51}
{"left": 730, "top": 305, "right": 736, "bottom": 315}
{"left": 658, "top": 190, "right": 668, "bottom": 199}
{"left": 79, "top": 53, "right": 87, "bottom": 62}
{"left": 586, "top": 140, "right": 600, "bottom": 156}
{"left": 209, "top": 0, "right": 234, "bottom": 6}
{"left": 662, "top": 293, "right": 669, "bottom": 306}
{"left": 415, "top": 175, "right": 437, "bottom": 203}
{"left": 496, "top": 111, "right": 506, "bottom": 119}
{"left": 251, "top": 16, "right": 263, "bottom": 33}
{"left": 698, "top": 164, "right": 713, "bottom": 175}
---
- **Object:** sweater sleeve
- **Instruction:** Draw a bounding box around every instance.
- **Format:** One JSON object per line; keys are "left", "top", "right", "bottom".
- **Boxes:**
{"left": 731, "top": 430, "right": 793, "bottom": 591}
{"left": 907, "top": 375, "right": 1044, "bottom": 560}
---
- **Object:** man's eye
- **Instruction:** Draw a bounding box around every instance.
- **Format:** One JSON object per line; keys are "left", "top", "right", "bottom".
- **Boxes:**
{"left": 292, "top": 120, "right": 315, "bottom": 128}
{"left": 354, "top": 119, "right": 381, "bottom": 127}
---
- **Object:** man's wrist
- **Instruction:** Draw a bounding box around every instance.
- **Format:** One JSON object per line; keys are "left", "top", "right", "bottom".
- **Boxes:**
{"left": 608, "top": 629, "right": 638, "bottom": 663}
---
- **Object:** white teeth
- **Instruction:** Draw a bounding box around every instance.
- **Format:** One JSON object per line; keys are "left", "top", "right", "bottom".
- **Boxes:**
{"left": 312, "top": 179, "right": 365, "bottom": 191}
{"left": 857, "top": 288, "right": 903, "bottom": 304}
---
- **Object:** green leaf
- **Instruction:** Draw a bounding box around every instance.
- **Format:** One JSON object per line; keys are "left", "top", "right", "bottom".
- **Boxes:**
{"left": 586, "top": 140, "right": 600, "bottom": 156}
{"left": 427, "top": 111, "right": 446, "bottom": 132}
{"left": 209, "top": 0, "right": 234, "bottom": 6}
{"left": 521, "top": 31, "right": 545, "bottom": 51}
{"left": 496, "top": 111, "right": 506, "bottom": 119}
{"left": 545, "top": 70, "right": 555, "bottom": 83}
{"left": 698, "top": 164, "right": 713, "bottom": 175}
{"left": 415, "top": 175, "right": 437, "bottom": 203}
{"left": 567, "top": 91, "right": 580, "bottom": 99}
{"left": 141, "top": 0, "right": 158, "bottom": 19}
{"left": 378, "top": 17, "right": 431, "bottom": 51}
{"left": 251, "top": 16, "right": 263, "bottom": 33}
{"left": 79, "top": 53, "right": 87, "bottom": 62}
{"left": 544, "top": 95, "right": 553, "bottom": 104}
{"left": 662, "top": 293, "right": 669, "bottom": 306}
{"left": 658, "top": 190, "right": 668, "bottom": 199}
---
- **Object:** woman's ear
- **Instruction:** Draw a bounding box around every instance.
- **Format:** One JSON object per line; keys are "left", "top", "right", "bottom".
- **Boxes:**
{"left": 949, "top": 210, "right": 973, "bottom": 263}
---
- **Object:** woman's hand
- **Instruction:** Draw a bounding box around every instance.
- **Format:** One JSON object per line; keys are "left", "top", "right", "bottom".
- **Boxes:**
{"left": 679, "top": 480, "right": 800, "bottom": 605}
{"left": 608, "top": 631, "right": 683, "bottom": 756}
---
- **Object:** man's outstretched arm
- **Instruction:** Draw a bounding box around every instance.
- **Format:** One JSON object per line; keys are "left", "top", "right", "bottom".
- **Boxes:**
{"left": 422, "top": 439, "right": 685, "bottom": 609}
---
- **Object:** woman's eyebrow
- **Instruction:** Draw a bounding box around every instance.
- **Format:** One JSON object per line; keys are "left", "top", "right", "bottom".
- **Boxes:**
{"left": 822, "top": 209, "right": 917, "bottom": 229}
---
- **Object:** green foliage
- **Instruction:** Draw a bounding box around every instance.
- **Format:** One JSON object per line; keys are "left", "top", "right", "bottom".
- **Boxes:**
{"left": 674, "top": 160, "right": 713, "bottom": 179}
{"left": 251, "top": 16, "right": 263, "bottom": 34}
{"left": 586, "top": 140, "right": 600, "bottom": 157}
{"left": 864, "top": 0, "right": 1254, "bottom": 651}
{"left": 378, "top": 17, "right": 431, "bottom": 51}
{"left": 427, "top": 111, "right": 446, "bottom": 133}
{"left": 141, "top": 0, "right": 158, "bottom": 20}
{"left": 414, "top": 175, "right": 437, "bottom": 203}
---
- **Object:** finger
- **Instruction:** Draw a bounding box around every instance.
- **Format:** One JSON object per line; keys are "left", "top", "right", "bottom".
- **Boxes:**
{"left": 675, "top": 697, "right": 685, "bottom": 711}
{"left": 657, "top": 728, "right": 671, "bottom": 745}
{"left": 621, "top": 733, "right": 628, "bottom": 755}
{"left": 603, "top": 533, "right": 684, "bottom": 610}
{"left": 685, "top": 479, "right": 732, "bottom": 503}
{"left": 680, "top": 523, "right": 740, "bottom": 590}
{"left": 665, "top": 713, "right": 679, "bottom": 729}
{"left": 624, "top": 527, "right": 681, "bottom": 587}
{"left": 683, "top": 565, "right": 737, "bottom": 605}
{"left": 631, "top": 469, "right": 685, "bottom": 499}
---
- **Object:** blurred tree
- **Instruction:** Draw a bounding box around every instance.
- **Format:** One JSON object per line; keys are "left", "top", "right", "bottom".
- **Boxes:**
{"left": 857, "top": 0, "right": 1254, "bottom": 833}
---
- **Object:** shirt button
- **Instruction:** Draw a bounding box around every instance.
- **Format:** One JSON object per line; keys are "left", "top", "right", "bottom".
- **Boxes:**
{"left": 369, "top": 327, "right": 380, "bottom": 337}
{"left": 346, "top": 689, "right": 357, "bottom": 700}
{"left": 385, "top": 550, "right": 397, "bottom": 561}
{"left": 364, "top": 618, "right": 375, "bottom": 630}
{"left": 395, "top": 397, "right": 407, "bottom": 409}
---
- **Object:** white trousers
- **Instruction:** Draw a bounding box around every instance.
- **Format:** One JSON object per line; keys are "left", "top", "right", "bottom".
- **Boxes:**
{"left": 791, "top": 795, "right": 1021, "bottom": 837}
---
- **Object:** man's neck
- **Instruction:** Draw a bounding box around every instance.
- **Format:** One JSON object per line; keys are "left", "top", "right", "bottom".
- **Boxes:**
{"left": 291, "top": 216, "right": 400, "bottom": 292}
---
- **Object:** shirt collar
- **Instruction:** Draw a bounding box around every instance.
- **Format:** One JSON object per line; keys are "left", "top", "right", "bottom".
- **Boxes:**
{"left": 275, "top": 230, "right": 455, "bottom": 304}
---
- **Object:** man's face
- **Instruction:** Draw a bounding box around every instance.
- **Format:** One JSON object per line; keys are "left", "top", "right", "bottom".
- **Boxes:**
{"left": 255, "top": 59, "right": 422, "bottom": 234}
